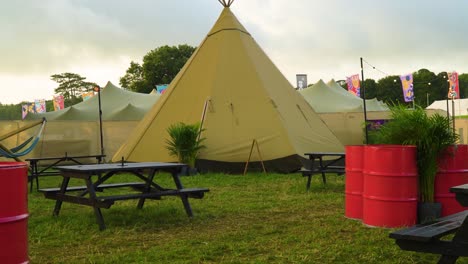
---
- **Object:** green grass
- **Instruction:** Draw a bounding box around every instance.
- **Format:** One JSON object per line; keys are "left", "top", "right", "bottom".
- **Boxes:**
{"left": 27, "top": 173, "right": 467, "bottom": 264}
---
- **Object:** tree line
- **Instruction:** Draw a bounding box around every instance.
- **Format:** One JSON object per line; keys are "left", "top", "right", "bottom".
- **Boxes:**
{"left": 1, "top": 44, "right": 466, "bottom": 119}
{"left": 358, "top": 69, "right": 468, "bottom": 107}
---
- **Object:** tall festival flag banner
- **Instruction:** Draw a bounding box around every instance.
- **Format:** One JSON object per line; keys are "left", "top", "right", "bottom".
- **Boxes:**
{"left": 447, "top": 71, "right": 459, "bottom": 99}
{"left": 53, "top": 95, "right": 65, "bottom": 111}
{"left": 21, "top": 104, "right": 29, "bottom": 119}
{"left": 156, "top": 84, "right": 168, "bottom": 94}
{"left": 400, "top": 74, "right": 414, "bottom": 102}
{"left": 346, "top": 74, "right": 361, "bottom": 97}
{"left": 82, "top": 91, "right": 95, "bottom": 101}
{"left": 35, "top": 99, "right": 46, "bottom": 113}
{"left": 21, "top": 102, "right": 36, "bottom": 119}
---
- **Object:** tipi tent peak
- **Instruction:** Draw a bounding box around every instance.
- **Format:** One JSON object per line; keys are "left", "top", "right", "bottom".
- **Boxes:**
{"left": 218, "top": 0, "right": 234, "bottom": 7}
{"left": 112, "top": 5, "right": 343, "bottom": 173}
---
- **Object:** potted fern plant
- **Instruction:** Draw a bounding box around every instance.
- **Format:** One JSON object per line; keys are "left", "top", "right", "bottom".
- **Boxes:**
{"left": 165, "top": 122, "right": 206, "bottom": 175}
{"left": 373, "top": 104, "right": 458, "bottom": 223}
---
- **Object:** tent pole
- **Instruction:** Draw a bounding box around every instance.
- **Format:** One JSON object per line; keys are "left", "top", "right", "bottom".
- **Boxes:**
{"left": 243, "top": 139, "right": 267, "bottom": 175}
{"left": 243, "top": 140, "right": 256, "bottom": 175}
{"left": 360, "top": 57, "right": 369, "bottom": 144}
{"left": 255, "top": 140, "right": 267, "bottom": 174}
{"left": 96, "top": 86, "right": 105, "bottom": 158}
{"left": 198, "top": 99, "right": 209, "bottom": 142}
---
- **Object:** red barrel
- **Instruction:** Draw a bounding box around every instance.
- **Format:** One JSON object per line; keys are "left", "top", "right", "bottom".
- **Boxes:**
{"left": 362, "top": 145, "right": 418, "bottom": 228}
{"left": 436, "top": 144, "right": 468, "bottom": 217}
{"left": 0, "top": 162, "right": 29, "bottom": 264}
{"left": 345, "top": 145, "right": 364, "bottom": 220}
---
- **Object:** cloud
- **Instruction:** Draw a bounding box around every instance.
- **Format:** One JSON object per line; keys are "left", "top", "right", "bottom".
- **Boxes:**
{"left": 0, "top": 0, "right": 221, "bottom": 75}
{"left": 233, "top": 0, "right": 468, "bottom": 82}
{"left": 2, "top": 0, "right": 468, "bottom": 104}
{"left": 1, "top": 1, "right": 132, "bottom": 73}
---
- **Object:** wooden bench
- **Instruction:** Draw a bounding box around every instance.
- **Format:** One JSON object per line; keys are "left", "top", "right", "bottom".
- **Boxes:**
{"left": 98, "top": 188, "right": 210, "bottom": 202}
{"left": 389, "top": 210, "right": 468, "bottom": 263}
{"left": 300, "top": 166, "right": 345, "bottom": 190}
{"left": 302, "top": 152, "right": 345, "bottom": 190}
{"left": 40, "top": 184, "right": 209, "bottom": 202}
{"left": 39, "top": 182, "right": 147, "bottom": 193}
{"left": 27, "top": 154, "right": 105, "bottom": 191}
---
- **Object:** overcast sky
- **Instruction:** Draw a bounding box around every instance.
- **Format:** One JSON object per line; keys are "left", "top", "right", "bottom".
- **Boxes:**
{"left": 2, "top": 0, "right": 468, "bottom": 104}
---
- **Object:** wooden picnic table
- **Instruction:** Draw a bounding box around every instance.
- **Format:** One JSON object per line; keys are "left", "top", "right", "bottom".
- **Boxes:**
{"left": 26, "top": 154, "right": 105, "bottom": 191}
{"left": 300, "top": 152, "right": 345, "bottom": 190}
{"left": 39, "top": 162, "right": 209, "bottom": 230}
{"left": 390, "top": 183, "right": 468, "bottom": 264}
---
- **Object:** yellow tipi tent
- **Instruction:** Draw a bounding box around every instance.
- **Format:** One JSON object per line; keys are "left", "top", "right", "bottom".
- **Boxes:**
{"left": 112, "top": 1, "right": 344, "bottom": 173}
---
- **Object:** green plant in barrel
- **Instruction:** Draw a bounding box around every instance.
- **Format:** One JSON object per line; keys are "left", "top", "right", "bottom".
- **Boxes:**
{"left": 373, "top": 104, "right": 458, "bottom": 203}
{"left": 165, "top": 122, "right": 206, "bottom": 168}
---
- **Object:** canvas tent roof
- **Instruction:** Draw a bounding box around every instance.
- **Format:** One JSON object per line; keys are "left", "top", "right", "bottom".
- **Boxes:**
{"left": 299, "top": 80, "right": 363, "bottom": 113}
{"left": 427, "top": 98, "right": 468, "bottom": 116}
{"left": 27, "top": 82, "right": 160, "bottom": 121}
{"left": 112, "top": 6, "right": 344, "bottom": 173}
{"left": 326, "top": 79, "right": 389, "bottom": 111}
{"left": 326, "top": 79, "right": 358, "bottom": 98}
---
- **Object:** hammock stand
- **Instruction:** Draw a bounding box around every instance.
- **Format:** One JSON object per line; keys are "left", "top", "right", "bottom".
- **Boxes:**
{"left": 0, "top": 118, "right": 47, "bottom": 161}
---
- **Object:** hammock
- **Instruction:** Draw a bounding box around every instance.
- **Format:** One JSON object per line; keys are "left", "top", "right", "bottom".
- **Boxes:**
{"left": 0, "top": 118, "right": 46, "bottom": 159}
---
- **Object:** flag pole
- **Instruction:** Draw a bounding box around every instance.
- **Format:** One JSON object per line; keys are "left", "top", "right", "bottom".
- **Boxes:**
{"left": 452, "top": 97, "right": 456, "bottom": 135}
{"left": 360, "top": 57, "right": 369, "bottom": 144}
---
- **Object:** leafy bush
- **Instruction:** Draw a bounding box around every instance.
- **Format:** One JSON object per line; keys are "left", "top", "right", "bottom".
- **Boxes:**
{"left": 373, "top": 104, "right": 458, "bottom": 202}
{"left": 165, "top": 122, "right": 206, "bottom": 167}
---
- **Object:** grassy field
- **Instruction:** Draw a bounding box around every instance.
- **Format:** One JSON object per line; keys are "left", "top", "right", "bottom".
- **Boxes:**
{"left": 27, "top": 172, "right": 467, "bottom": 264}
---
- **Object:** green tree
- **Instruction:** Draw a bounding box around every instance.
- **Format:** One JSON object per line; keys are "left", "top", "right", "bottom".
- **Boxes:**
{"left": 375, "top": 75, "right": 403, "bottom": 105}
{"left": 51, "top": 73, "right": 98, "bottom": 100}
{"left": 0, "top": 103, "right": 22, "bottom": 120}
{"left": 120, "top": 44, "right": 196, "bottom": 93}
{"left": 119, "top": 61, "right": 147, "bottom": 92}
{"left": 412, "top": 69, "right": 436, "bottom": 107}
{"left": 458, "top": 73, "right": 468, "bottom": 99}
{"left": 362, "top": 78, "right": 377, "bottom": 99}
{"left": 431, "top": 72, "right": 451, "bottom": 101}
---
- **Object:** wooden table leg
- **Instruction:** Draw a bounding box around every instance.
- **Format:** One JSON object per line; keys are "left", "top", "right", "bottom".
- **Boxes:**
{"left": 53, "top": 177, "right": 70, "bottom": 216}
{"left": 306, "top": 175, "right": 312, "bottom": 191}
{"left": 137, "top": 169, "right": 157, "bottom": 209}
{"left": 437, "top": 215, "right": 468, "bottom": 263}
{"left": 437, "top": 255, "right": 458, "bottom": 264}
{"left": 171, "top": 168, "right": 194, "bottom": 217}
{"left": 319, "top": 157, "right": 326, "bottom": 184}
{"left": 29, "top": 161, "right": 36, "bottom": 192}
{"left": 85, "top": 177, "right": 106, "bottom": 230}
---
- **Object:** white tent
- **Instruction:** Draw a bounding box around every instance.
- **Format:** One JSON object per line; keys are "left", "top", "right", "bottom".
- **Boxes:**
{"left": 427, "top": 99, "right": 468, "bottom": 116}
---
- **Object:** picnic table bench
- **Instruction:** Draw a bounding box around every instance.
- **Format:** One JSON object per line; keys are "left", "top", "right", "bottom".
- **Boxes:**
{"left": 300, "top": 152, "right": 345, "bottom": 190}
{"left": 39, "top": 162, "right": 209, "bottom": 230}
{"left": 389, "top": 184, "right": 468, "bottom": 263}
{"left": 26, "top": 153, "right": 105, "bottom": 191}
